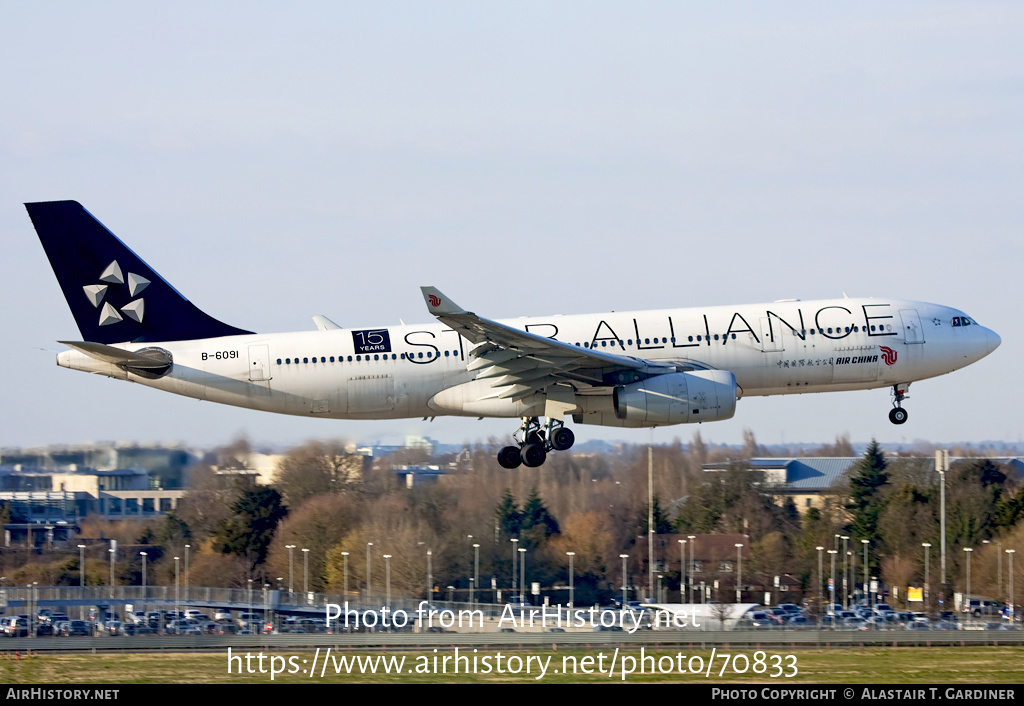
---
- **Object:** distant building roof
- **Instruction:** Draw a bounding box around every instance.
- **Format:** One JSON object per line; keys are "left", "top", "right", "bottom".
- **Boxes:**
{"left": 705, "top": 456, "right": 1024, "bottom": 493}
{"left": 703, "top": 457, "right": 860, "bottom": 493}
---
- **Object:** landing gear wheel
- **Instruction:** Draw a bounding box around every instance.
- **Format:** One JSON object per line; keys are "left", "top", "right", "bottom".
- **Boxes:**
{"left": 526, "top": 430, "right": 546, "bottom": 446}
{"left": 497, "top": 445, "right": 522, "bottom": 469}
{"left": 521, "top": 443, "right": 547, "bottom": 468}
{"left": 889, "top": 408, "right": 908, "bottom": 425}
{"left": 550, "top": 427, "right": 575, "bottom": 451}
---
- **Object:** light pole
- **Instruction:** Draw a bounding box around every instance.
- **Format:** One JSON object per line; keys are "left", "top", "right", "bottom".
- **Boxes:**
{"left": 841, "top": 536, "right": 849, "bottom": 608}
{"left": 302, "top": 548, "right": 310, "bottom": 596}
{"left": 735, "top": 543, "right": 744, "bottom": 604}
{"left": 566, "top": 552, "right": 575, "bottom": 608}
{"left": 1007, "top": 549, "right": 1015, "bottom": 623}
{"left": 620, "top": 554, "right": 629, "bottom": 607}
{"left": 688, "top": 535, "right": 696, "bottom": 604}
{"left": 828, "top": 549, "right": 837, "bottom": 612}
{"left": 341, "top": 551, "right": 349, "bottom": 597}
{"left": 964, "top": 547, "right": 973, "bottom": 620}
{"left": 140, "top": 551, "right": 148, "bottom": 598}
{"left": 108, "top": 544, "right": 116, "bottom": 588}
{"left": 922, "top": 543, "right": 931, "bottom": 614}
{"left": 936, "top": 450, "right": 948, "bottom": 586}
{"left": 510, "top": 538, "right": 518, "bottom": 599}
{"left": 678, "top": 540, "right": 686, "bottom": 603}
{"left": 247, "top": 579, "right": 253, "bottom": 633}
{"left": 816, "top": 546, "right": 824, "bottom": 626}
{"left": 426, "top": 548, "right": 432, "bottom": 603}
{"left": 184, "top": 544, "right": 190, "bottom": 600}
{"left": 383, "top": 554, "right": 392, "bottom": 613}
{"left": 518, "top": 547, "right": 527, "bottom": 604}
{"left": 648, "top": 447, "right": 653, "bottom": 602}
{"left": 174, "top": 556, "right": 180, "bottom": 623}
{"left": 78, "top": 543, "right": 86, "bottom": 620}
{"left": 861, "top": 540, "right": 870, "bottom": 607}
{"left": 473, "top": 543, "right": 480, "bottom": 608}
{"left": 285, "top": 544, "right": 296, "bottom": 594}
{"left": 366, "top": 542, "right": 373, "bottom": 602}
{"left": 997, "top": 540, "right": 1003, "bottom": 602}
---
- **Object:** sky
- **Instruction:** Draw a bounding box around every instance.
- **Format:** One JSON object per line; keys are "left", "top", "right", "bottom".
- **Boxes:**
{"left": 3, "top": 2, "right": 1022, "bottom": 453}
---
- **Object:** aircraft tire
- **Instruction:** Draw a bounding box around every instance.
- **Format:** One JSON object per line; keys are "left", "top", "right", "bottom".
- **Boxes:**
{"left": 889, "top": 408, "right": 908, "bottom": 425}
{"left": 521, "top": 443, "right": 547, "bottom": 467}
{"left": 497, "top": 446, "right": 523, "bottom": 469}
{"left": 551, "top": 427, "right": 575, "bottom": 451}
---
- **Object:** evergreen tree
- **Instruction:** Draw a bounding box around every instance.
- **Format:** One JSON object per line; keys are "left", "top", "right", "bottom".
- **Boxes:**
{"left": 520, "top": 487, "right": 560, "bottom": 547}
{"left": 495, "top": 489, "right": 522, "bottom": 537}
{"left": 640, "top": 494, "right": 674, "bottom": 534}
{"left": 214, "top": 487, "right": 289, "bottom": 571}
{"left": 848, "top": 440, "right": 889, "bottom": 548}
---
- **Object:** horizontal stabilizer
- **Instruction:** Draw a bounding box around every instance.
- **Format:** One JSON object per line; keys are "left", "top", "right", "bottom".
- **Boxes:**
{"left": 59, "top": 341, "right": 170, "bottom": 369}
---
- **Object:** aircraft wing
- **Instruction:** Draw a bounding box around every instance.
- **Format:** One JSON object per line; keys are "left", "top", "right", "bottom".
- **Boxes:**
{"left": 421, "top": 286, "right": 675, "bottom": 401}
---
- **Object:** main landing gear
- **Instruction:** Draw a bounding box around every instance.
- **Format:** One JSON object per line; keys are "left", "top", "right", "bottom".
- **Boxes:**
{"left": 497, "top": 416, "right": 575, "bottom": 468}
{"left": 888, "top": 383, "right": 910, "bottom": 425}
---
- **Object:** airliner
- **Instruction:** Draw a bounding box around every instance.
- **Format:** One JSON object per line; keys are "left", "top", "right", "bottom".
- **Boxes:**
{"left": 26, "top": 201, "right": 1000, "bottom": 468}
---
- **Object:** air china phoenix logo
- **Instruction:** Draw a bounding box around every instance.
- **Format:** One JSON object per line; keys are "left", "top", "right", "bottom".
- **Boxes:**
{"left": 428, "top": 294, "right": 441, "bottom": 307}
{"left": 82, "top": 260, "right": 149, "bottom": 327}
{"left": 879, "top": 346, "right": 898, "bottom": 366}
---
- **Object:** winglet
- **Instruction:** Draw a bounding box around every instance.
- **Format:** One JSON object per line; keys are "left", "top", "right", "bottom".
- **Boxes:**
{"left": 420, "top": 286, "right": 467, "bottom": 316}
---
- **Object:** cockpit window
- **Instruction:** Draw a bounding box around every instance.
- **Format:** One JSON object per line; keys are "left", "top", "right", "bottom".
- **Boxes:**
{"left": 952, "top": 317, "right": 974, "bottom": 327}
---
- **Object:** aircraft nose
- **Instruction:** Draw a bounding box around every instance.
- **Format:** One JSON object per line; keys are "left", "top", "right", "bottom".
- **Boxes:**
{"left": 986, "top": 328, "right": 1001, "bottom": 356}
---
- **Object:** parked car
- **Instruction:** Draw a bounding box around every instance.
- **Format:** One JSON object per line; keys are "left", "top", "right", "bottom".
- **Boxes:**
{"left": 63, "top": 620, "right": 92, "bottom": 637}
{"left": 786, "top": 615, "right": 812, "bottom": 629}
{"left": 2, "top": 618, "right": 29, "bottom": 638}
{"left": 963, "top": 600, "right": 1001, "bottom": 617}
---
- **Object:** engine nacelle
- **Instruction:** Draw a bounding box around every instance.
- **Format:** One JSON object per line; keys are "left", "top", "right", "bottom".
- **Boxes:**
{"left": 613, "top": 370, "right": 737, "bottom": 425}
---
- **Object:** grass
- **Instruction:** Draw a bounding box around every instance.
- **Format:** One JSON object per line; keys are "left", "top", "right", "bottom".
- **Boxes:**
{"left": 0, "top": 646, "right": 1022, "bottom": 684}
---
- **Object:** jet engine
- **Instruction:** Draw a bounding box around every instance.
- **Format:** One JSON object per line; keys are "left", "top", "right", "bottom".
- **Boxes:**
{"left": 613, "top": 370, "right": 737, "bottom": 424}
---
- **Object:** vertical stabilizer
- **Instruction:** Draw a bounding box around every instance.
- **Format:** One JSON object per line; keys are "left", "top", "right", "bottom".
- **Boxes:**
{"left": 26, "top": 201, "right": 253, "bottom": 343}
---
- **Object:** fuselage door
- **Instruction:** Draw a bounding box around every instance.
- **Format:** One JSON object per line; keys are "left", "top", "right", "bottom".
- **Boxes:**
{"left": 248, "top": 345, "right": 272, "bottom": 381}
{"left": 899, "top": 310, "right": 925, "bottom": 344}
{"left": 759, "top": 318, "right": 784, "bottom": 352}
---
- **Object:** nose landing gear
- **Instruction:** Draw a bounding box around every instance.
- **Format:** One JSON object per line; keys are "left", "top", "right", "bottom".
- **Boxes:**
{"left": 497, "top": 416, "right": 576, "bottom": 468}
{"left": 888, "top": 383, "right": 910, "bottom": 425}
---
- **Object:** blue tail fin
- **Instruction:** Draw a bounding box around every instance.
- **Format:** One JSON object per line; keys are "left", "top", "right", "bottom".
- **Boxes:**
{"left": 26, "top": 200, "right": 254, "bottom": 344}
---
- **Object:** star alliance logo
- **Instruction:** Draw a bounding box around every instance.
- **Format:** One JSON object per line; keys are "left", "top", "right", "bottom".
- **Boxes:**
{"left": 82, "top": 260, "right": 150, "bottom": 326}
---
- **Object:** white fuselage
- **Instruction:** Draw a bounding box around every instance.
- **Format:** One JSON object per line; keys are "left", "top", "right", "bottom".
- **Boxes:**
{"left": 57, "top": 297, "right": 999, "bottom": 426}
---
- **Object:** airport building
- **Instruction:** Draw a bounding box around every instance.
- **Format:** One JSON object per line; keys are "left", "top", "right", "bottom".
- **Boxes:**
{"left": 0, "top": 443, "right": 197, "bottom": 547}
